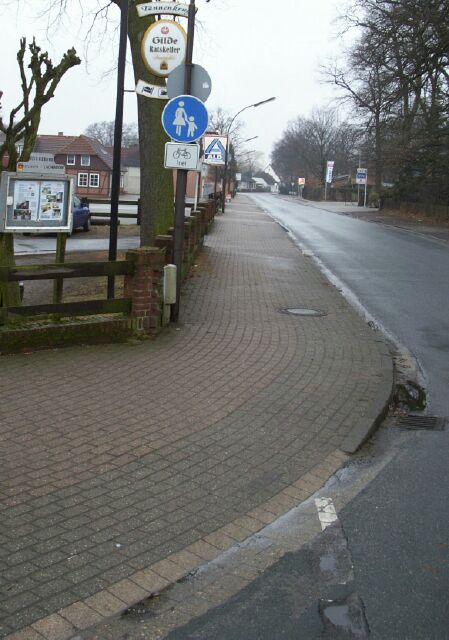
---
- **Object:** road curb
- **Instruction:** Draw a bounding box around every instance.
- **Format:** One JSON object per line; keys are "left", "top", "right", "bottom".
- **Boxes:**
{"left": 340, "top": 342, "right": 394, "bottom": 454}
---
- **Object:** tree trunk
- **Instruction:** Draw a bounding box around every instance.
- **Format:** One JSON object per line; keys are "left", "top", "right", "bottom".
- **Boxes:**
{"left": 374, "top": 112, "right": 383, "bottom": 193}
{"left": 0, "top": 146, "right": 21, "bottom": 308}
{"left": 128, "top": 1, "right": 174, "bottom": 246}
{"left": 0, "top": 236, "right": 20, "bottom": 307}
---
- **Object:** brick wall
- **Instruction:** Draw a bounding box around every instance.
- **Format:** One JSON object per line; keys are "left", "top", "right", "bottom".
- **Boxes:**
{"left": 124, "top": 200, "right": 216, "bottom": 335}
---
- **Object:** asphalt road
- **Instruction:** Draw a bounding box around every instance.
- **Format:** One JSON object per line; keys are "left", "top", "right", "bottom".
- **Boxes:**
{"left": 161, "top": 194, "right": 449, "bottom": 639}
{"left": 250, "top": 194, "right": 449, "bottom": 638}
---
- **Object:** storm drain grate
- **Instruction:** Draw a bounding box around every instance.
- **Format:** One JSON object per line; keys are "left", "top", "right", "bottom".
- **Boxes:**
{"left": 396, "top": 415, "right": 446, "bottom": 431}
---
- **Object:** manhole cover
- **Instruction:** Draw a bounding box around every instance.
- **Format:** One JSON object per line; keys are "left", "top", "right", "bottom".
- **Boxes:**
{"left": 396, "top": 415, "right": 446, "bottom": 431}
{"left": 281, "top": 308, "right": 327, "bottom": 317}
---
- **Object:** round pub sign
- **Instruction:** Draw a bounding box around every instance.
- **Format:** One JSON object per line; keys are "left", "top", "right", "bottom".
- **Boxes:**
{"left": 141, "top": 20, "right": 187, "bottom": 77}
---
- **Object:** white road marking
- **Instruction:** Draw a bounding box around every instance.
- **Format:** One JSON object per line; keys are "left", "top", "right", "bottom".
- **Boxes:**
{"left": 315, "top": 497, "right": 338, "bottom": 530}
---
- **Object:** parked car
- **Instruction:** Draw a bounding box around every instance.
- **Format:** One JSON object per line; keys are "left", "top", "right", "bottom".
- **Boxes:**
{"left": 72, "top": 196, "right": 91, "bottom": 232}
{"left": 21, "top": 196, "right": 91, "bottom": 236}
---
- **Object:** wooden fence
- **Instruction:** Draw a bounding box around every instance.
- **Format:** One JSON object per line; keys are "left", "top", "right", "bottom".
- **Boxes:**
{"left": 0, "top": 260, "right": 134, "bottom": 325}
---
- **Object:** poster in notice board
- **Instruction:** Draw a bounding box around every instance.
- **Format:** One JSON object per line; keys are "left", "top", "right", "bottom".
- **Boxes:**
{"left": 0, "top": 174, "right": 73, "bottom": 232}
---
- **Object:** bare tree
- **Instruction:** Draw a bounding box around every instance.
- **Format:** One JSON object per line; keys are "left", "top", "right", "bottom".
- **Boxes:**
{"left": 84, "top": 120, "right": 138, "bottom": 147}
{"left": 0, "top": 37, "right": 80, "bottom": 306}
{"left": 323, "top": 0, "right": 449, "bottom": 202}
{"left": 271, "top": 108, "right": 358, "bottom": 186}
{"left": 7, "top": 1, "right": 178, "bottom": 245}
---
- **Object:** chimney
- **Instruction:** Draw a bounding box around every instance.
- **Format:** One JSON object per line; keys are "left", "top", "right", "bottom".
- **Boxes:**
{"left": 58, "top": 131, "right": 64, "bottom": 136}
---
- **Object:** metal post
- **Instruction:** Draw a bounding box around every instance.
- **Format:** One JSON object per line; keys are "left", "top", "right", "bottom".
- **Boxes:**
{"left": 107, "top": 0, "right": 129, "bottom": 299}
{"left": 194, "top": 138, "right": 202, "bottom": 211}
{"left": 214, "top": 166, "right": 218, "bottom": 206}
{"left": 171, "top": 0, "right": 195, "bottom": 322}
{"left": 221, "top": 138, "right": 230, "bottom": 213}
{"left": 357, "top": 151, "right": 361, "bottom": 205}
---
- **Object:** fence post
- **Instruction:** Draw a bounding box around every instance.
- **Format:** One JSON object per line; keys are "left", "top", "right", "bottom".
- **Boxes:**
{"left": 124, "top": 247, "right": 165, "bottom": 334}
{"left": 53, "top": 233, "right": 67, "bottom": 304}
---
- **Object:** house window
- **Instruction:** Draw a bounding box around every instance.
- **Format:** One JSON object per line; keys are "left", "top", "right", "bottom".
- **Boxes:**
{"left": 16, "top": 144, "right": 23, "bottom": 155}
{"left": 78, "top": 173, "right": 88, "bottom": 187}
{"left": 89, "top": 173, "right": 100, "bottom": 188}
{"left": 120, "top": 173, "right": 124, "bottom": 188}
{"left": 80, "top": 155, "right": 90, "bottom": 166}
{"left": 67, "top": 154, "right": 75, "bottom": 165}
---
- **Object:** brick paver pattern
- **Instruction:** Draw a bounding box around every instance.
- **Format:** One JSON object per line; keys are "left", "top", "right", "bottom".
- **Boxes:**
{"left": 0, "top": 197, "right": 386, "bottom": 637}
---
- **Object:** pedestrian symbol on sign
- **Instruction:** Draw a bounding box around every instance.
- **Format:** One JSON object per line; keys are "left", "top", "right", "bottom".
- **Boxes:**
{"left": 173, "top": 101, "right": 188, "bottom": 136}
{"left": 162, "top": 95, "right": 209, "bottom": 143}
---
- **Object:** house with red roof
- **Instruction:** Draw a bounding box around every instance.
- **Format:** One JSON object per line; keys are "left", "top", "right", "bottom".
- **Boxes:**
{"left": 34, "top": 133, "right": 120, "bottom": 198}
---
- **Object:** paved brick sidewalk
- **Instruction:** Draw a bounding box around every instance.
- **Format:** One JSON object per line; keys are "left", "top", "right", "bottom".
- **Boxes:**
{"left": 0, "top": 196, "right": 392, "bottom": 639}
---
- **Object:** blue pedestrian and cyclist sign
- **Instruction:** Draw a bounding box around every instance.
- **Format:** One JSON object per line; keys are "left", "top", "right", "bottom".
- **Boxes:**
{"left": 161, "top": 94, "right": 209, "bottom": 143}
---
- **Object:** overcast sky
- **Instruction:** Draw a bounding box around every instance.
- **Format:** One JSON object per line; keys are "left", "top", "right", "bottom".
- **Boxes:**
{"left": 0, "top": 0, "right": 350, "bottom": 166}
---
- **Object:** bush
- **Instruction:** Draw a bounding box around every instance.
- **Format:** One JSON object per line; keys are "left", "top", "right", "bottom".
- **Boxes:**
{"left": 368, "top": 191, "right": 380, "bottom": 207}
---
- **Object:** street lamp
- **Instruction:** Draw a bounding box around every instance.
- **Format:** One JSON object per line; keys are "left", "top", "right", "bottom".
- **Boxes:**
{"left": 222, "top": 97, "right": 275, "bottom": 212}
{"left": 236, "top": 149, "right": 257, "bottom": 158}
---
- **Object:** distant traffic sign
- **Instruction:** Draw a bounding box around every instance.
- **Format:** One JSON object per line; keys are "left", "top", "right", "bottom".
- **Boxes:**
{"left": 203, "top": 134, "right": 227, "bottom": 165}
{"left": 161, "top": 95, "right": 209, "bottom": 143}
{"left": 356, "top": 168, "right": 368, "bottom": 185}
{"left": 167, "top": 64, "right": 212, "bottom": 102}
{"left": 164, "top": 143, "right": 200, "bottom": 170}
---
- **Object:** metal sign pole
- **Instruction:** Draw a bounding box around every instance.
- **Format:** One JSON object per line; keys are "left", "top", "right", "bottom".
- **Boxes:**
{"left": 171, "top": 0, "right": 195, "bottom": 322}
{"left": 221, "top": 138, "right": 230, "bottom": 213}
{"left": 107, "top": 0, "right": 129, "bottom": 300}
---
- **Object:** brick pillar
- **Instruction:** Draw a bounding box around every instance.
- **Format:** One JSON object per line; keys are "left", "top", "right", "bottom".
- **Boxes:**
{"left": 154, "top": 235, "right": 174, "bottom": 265}
{"left": 124, "top": 247, "right": 165, "bottom": 335}
{"left": 207, "top": 200, "right": 215, "bottom": 226}
{"left": 196, "top": 206, "right": 206, "bottom": 237}
{"left": 189, "top": 212, "right": 201, "bottom": 254}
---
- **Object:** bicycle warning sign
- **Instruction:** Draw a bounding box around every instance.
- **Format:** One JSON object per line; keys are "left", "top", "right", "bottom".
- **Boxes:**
{"left": 164, "top": 142, "right": 200, "bottom": 170}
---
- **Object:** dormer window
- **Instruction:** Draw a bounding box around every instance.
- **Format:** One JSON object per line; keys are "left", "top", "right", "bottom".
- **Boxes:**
{"left": 67, "top": 154, "right": 75, "bottom": 165}
{"left": 81, "top": 155, "right": 90, "bottom": 166}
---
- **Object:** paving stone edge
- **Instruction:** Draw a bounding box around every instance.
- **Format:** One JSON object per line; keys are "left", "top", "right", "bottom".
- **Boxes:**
{"left": 5, "top": 449, "right": 350, "bottom": 640}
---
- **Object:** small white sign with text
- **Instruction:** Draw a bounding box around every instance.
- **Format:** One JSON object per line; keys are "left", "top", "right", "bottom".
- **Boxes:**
{"left": 164, "top": 143, "right": 200, "bottom": 170}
